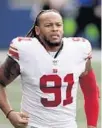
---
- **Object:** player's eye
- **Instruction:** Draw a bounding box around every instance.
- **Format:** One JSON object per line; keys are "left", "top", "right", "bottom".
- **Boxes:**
{"left": 45, "top": 24, "right": 52, "bottom": 27}
{"left": 56, "top": 23, "right": 62, "bottom": 27}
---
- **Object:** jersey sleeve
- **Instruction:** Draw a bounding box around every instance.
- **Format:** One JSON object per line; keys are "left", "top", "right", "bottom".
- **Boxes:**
{"left": 68, "top": 37, "right": 92, "bottom": 60}
{"left": 8, "top": 37, "right": 20, "bottom": 63}
{"left": 82, "top": 39, "right": 92, "bottom": 60}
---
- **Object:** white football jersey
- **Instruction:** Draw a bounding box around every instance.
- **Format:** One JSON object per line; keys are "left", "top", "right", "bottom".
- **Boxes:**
{"left": 8, "top": 37, "right": 92, "bottom": 128}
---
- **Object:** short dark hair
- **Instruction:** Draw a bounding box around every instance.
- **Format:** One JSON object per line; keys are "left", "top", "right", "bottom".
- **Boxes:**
{"left": 26, "top": 9, "right": 60, "bottom": 38}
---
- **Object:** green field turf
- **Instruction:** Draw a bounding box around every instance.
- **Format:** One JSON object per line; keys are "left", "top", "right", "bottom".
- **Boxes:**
{"left": 0, "top": 62, "right": 101, "bottom": 128}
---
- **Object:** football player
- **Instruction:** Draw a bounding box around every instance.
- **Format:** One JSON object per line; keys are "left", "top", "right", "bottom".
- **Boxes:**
{"left": 0, "top": 9, "right": 99, "bottom": 128}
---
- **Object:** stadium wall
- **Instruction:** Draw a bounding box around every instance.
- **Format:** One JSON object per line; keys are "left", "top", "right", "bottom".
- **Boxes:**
{"left": 0, "top": 0, "right": 100, "bottom": 49}
{"left": 0, "top": 0, "right": 33, "bottom": 49}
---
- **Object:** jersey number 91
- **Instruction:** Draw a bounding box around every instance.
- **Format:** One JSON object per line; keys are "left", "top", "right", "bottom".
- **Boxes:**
{"left": 40, "top": 74, "right": 74, "bottom": 107}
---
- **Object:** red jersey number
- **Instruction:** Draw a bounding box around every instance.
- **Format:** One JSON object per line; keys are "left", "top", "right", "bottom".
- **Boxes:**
{"left": 72, "top": 37, "right": 86, "bottom": 42}
{"left": 18, "top": 37, "right": 31, "bottom": 42}
{"left": 40, "top": 74, "right": 74, "bottom": 107}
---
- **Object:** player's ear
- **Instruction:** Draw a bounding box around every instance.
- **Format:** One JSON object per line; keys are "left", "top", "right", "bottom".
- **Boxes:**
{"left": 35, "top": 26, "right": 40, "bottom": 36}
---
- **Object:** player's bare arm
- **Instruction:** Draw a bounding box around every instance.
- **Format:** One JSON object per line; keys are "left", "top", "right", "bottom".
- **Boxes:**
{"left": 79, "top": 59, "right": 99, "bottom": 128}
{"left": 0, "top": 56, "right": 20, "bottom": 86}
{"left": 0, "top": 57, "right": 28, "bottom": 128}
{"left": 0, "top": 56, "right": 20, "bottom": 114}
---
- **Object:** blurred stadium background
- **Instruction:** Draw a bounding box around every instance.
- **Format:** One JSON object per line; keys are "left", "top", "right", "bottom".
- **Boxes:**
{"left": 0, "top": 0, "right": 101, "bottom": 128}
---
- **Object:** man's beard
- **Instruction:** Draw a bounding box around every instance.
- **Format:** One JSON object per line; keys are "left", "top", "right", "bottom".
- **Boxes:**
{"left": 43, "top": 36, "right": 62, "bottom": 47}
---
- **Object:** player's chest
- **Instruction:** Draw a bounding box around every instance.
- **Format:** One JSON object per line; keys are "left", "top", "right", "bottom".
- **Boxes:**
{"left": 21, "top": 49, "right": 84, "bottom": 78}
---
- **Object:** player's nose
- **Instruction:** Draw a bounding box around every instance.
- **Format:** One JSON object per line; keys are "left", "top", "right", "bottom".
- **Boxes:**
{"left": 52, "top": 25, "right": 58, "bottom": 31}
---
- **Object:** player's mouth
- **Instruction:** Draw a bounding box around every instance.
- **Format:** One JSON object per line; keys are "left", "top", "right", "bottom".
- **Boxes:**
{"left": 51, "top": 34, "right": 60, "bottom": 39}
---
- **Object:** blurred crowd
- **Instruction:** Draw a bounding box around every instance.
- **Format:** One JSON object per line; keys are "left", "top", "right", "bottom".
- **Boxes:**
{"left": 30, "top": 0, "right": 101, "bottom": 48}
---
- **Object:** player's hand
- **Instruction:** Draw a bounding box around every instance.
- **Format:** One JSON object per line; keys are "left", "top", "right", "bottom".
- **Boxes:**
{"left": 7, "top": 111, "right": 29, "bottom": 128}
{"left": 88, "top": 126, "right": 97, "bottom": 128}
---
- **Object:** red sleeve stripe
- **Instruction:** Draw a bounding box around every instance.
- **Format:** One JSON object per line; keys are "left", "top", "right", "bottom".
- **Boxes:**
{"left": 8, "top": 49, "right": 19, "bottom": 60}
{"left": 10, "top": 45, "right": 18, "bottom": 51}
{"left": 85, "top": 55, "right": 92, "bottom": 60}
{"left": 85, "top": 52, "right": 92, "bottom": 60}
